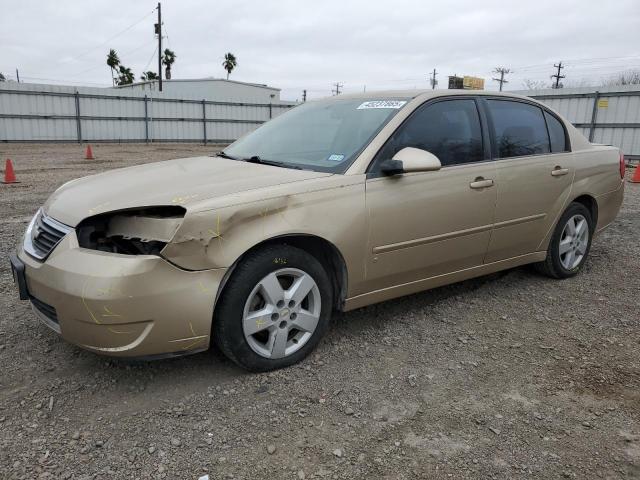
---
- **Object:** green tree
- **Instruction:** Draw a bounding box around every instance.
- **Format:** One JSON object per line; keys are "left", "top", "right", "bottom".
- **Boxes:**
{"left": 140, "top": 71, "right": 158, "bottom": 81}
{"left": 222, "top": 52, "right": 237, "bottom": 80}
{"left": 106, "top": 49, "right": 120, "bottom": 86}
{"left": 0, "top": 72, "right": 6, "bottom": 82}
{"left": 116, "top": 65, "right": 135, "bottom": 85}
{"left": 162, "top": 49, "right": 176, "bottom": 79}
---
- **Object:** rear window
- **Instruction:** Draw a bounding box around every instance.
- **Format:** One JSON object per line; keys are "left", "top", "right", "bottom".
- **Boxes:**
{"left": 544, "top": 111, "right": 569, "bottom": 153}
{"left": 487, "top": 100, "right": 551, "bottom": 158}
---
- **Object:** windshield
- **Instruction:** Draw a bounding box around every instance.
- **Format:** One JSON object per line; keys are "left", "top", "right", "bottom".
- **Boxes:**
{"left": 223, "top": 98, "right": 408, "bottom": 173}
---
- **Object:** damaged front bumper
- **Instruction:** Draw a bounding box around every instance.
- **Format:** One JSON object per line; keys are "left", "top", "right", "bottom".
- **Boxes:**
{"left": 15, "top": 230, "right": 226, "bottom": 358}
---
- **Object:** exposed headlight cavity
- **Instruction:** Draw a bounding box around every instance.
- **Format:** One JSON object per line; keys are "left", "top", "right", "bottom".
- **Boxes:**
{"left": 76, "top": 206, "right": 186, "bottom": 256}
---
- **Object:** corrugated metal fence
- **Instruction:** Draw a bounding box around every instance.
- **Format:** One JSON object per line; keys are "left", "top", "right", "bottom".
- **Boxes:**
{"left": 520, "top": 85, "right": 640, "bottom": 161}
{"left": 0, "top": 83, "right": 294, "bottom": 143}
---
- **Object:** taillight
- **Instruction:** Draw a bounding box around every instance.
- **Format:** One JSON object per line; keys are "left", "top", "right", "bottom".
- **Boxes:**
{"left": 619, "top": 152, "right": 626, "bottom": 179}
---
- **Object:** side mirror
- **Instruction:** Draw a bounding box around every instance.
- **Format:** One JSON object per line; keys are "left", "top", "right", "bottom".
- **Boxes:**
{"left": 380, "top": 147, "right": 442, "bottom": 176}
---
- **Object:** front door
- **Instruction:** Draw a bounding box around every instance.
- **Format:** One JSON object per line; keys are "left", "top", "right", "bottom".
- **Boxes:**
{"left": 364, "top": 98, "right": 497, "bottom": 292}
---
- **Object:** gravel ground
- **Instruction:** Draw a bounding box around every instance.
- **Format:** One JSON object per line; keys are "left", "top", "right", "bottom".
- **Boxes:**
{"left": 1, "top": 143, "right": 639, "bottom": 480}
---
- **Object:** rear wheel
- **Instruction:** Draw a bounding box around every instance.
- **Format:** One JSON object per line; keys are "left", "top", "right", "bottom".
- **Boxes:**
{"left": 213, "top": 245, "right": 333, "bottom": 372}
{"left": 535, "top": 202, "right": 594, "bottom": 279}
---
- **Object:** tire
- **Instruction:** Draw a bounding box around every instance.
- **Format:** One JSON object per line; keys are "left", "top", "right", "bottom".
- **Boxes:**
{"left": 535, "top": 202, "right": 594, "bottom": 279}
{"left": 213, "top": 244, "right": 333, "bottom": 372}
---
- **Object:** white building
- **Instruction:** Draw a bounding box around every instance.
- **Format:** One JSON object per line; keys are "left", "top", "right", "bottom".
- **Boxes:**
{"left": 115, "top": 78, "right": 287, "bottom": 104}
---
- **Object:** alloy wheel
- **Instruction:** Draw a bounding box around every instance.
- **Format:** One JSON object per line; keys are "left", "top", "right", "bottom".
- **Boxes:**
{"left": 559, "top": 214, "right": 589, "bottom": 270}
{"left": 242, "top": 268, "right": 321, "bottom": 359}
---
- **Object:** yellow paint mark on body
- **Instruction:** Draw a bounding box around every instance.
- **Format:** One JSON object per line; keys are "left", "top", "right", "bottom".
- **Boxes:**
{"left": 81, "top": 280, "right": 101, "bottom": 325}
{"left": 101, "top": 306, "right": 122, "bottom": 318}
{"left": 172, "top": 194, "right": 199, "bottom": 204}
{"left": 206, "top": 213, "right": 225, "bottom": 245}
{"left": 181, "top": 337, "right": 206, "bottom": 350}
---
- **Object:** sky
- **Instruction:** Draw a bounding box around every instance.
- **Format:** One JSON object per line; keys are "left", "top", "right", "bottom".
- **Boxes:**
{"left": 1, "top": 0, "right": 639, "bottom": 101}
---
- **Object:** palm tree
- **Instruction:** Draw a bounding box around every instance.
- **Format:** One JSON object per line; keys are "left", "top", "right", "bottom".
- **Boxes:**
{"left": 116, "top": 65, "right": 135, "bottom": 85}
{"left": 106, "top": 49, "right": 120, "bottom": 86}
{"left": 162, "top": 49, "right": 176, "bottom": 80}
{"left": 140, "top": 71, "right": 158, "bottom": 81}
{"left": 222, "top": 53, "right": 237, "bottom": 80}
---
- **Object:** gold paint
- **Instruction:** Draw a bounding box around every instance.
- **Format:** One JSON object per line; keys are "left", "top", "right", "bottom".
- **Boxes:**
{"left": 108, "top": 327, "right": 133, "bottom": 334}
{"left": 88, "top": 201, "right": 111, "bottom": 215}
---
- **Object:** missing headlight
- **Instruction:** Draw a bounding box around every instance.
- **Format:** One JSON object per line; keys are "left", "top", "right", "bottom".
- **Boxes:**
{"left": 77, "top": 206, "right": 185, "bottom": 256}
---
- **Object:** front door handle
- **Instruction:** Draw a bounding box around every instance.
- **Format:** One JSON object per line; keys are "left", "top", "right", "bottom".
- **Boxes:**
{"left": 469, "top": 177, "right": 494, "bottom": 189}
{"left": 551, "top": 166, "right": 570, "bottom": 176}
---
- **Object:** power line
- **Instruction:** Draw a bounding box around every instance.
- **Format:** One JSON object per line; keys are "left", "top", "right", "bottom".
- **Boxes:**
{"left": 143, "top": 44, "right": 159, "bottom": 73}
{"left": 64, "top": 9, "right": 156, "bottom": 64}
{"left": 332, "top": 82, "right": 343, "bottom": 95}
{"left": 71, "top": 38, "right": 156, "bottom": 76}
{"left": 551, "top": 61, "right": 565, "bottom": 88}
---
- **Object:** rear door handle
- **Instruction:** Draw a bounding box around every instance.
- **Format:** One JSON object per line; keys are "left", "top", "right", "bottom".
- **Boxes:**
{"left": 469, "top": 177, "right": 494, "bottom": 189}
{"left": 551, "top": 166, "right": 570, "bottom": 176}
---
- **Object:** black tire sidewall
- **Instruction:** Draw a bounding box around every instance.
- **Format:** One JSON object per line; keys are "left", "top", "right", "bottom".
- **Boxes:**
{"left": 548, "top": 203, "right": 594, "bottom": 278}
{"left": 214, "top": 245, "right": 333, "bottom": 372}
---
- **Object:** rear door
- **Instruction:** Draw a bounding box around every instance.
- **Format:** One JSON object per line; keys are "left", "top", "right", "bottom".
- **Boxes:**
{"left": 482, "top": 98, "right": 574, "bottom": 262}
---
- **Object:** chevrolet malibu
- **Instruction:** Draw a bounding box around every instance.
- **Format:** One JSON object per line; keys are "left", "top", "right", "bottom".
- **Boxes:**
{"left": 10, "top": 90, "right": 625, "bottom": 371}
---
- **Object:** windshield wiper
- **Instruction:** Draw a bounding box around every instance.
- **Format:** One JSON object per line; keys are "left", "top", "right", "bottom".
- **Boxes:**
{"left": 215, "top": 151, "right": 237, "bottom": 160}
{"left": 243, "top": 155, "right": 303, "bottom": 170}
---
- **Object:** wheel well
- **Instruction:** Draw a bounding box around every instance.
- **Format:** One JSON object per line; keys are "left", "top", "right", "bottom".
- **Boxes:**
{"left": 220, "top": 235, "right": 348, "bottom": 311}
{"left": 572, "top": 195, "right": 598, "bottom": 226}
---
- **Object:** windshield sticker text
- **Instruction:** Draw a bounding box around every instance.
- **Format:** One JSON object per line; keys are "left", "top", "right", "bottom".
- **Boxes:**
{"left": 357, "top": 100, "right": 407, "bottom": 110}
{"left": 327, "top": 154, "right": 345, "bottom": 162}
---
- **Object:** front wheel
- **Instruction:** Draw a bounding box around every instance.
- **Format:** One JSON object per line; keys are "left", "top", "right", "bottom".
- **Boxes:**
{"left": 535, "top": 202, "right": 594, "bottom": 279}
{"left": 213, "top": 245, "right": 333, "bottom": 372}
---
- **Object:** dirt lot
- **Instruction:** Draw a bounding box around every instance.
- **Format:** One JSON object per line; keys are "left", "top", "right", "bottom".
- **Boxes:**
{"left": 1, "top": 143, "right": 639, "bottom": 480}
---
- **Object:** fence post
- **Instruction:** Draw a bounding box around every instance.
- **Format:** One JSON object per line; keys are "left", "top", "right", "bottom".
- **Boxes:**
{"left": 74, "top": 91, "right": 82, "bottom": 143}
{"left": 588, "top": 91, "right": 600, "bottom": 142}
{"left": 202, "top": 99, "right": 207, "bottom": 144}
{"left": 144, "top": 95, "right": 149, "bottom": 143}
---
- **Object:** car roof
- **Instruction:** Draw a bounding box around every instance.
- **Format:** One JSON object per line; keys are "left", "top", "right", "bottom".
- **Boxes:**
{"left": 317, "top": 89, "right": 535, "bottom": 102}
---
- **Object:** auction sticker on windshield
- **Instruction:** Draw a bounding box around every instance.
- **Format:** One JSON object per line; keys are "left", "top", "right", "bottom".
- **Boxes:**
{"left": 357, "top": 100, "right": 407, "bottom": 110}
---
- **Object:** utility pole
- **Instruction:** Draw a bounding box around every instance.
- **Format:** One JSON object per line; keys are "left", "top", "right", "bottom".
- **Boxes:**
{"left": 15, "top": 68, "right": 19, "bottom": 83}
{"left": 156, "top": 2, "right": 162, "bottom": 92}
{"left": 492, "top": 67, "right": 510, "bottom": 91}
{"left": 551, "top": 61, "right": 565, "bottom": 89}
{"left": 302, "top": 89, "right": 307, "bottom": 102}
{"left": 332, "top": 82, "right": 343, "bottom": 95}
{"left": 429, "top": 68, "right": 438, "bottom": 89}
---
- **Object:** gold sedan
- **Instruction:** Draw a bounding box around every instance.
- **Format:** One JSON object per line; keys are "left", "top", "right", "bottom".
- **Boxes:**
{"left": 10, "top": 91, "right": 625, "bottom": 371}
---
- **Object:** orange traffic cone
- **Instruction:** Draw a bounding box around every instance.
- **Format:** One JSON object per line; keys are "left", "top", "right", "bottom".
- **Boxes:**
{"left": 85, "top": 144, "right": 94, "bottom": 160}
{"left": 630, "top": 164, "right": 640, "bottom": 183}
{"left": 2, "top": 159, "right": 17, "bottom": 184}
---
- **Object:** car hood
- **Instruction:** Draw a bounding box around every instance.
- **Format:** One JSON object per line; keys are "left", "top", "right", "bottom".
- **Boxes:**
{"left": 44, "top": 156, "right": 332, "bottom": 226}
